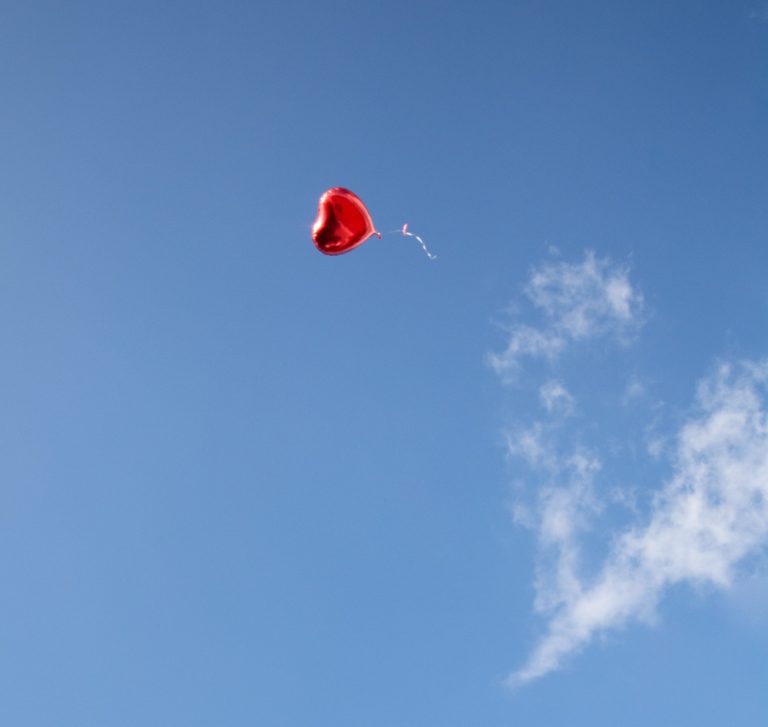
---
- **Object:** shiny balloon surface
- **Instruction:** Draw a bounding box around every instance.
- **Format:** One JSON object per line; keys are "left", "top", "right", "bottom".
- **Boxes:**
{"left": 312, "top": 188, "right": 379, "bottom": 255}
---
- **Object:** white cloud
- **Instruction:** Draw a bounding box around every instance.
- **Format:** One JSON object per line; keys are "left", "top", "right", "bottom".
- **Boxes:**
{"left": 493, "top": 251, "right": 768, "bottom": 685}
{"left": 509, "top": 361, "right": 768, "bottom": 686}
{"left": 505, "top": 423, "right": 555, "bottom": 471}
{"left": 621, "top": 374, "right": 645, "bottom": 404}
{"left": 540, "top": 380, "right": 575, "bottom": 417}
{"left": 489, "top": 251, "right": 643, "bottom": 379}
{"left": 532, "top": 448, "right": 602, "bottom": 611}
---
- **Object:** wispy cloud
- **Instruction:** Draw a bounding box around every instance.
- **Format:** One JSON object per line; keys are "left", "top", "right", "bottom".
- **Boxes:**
{"left": 493, "top": 250, "right": 768, "bottom": 686}
{"left": 488, "top": 251, "right": 644, "bottom": 380}
{"left": 621, "top": 374, "right": 645, "bottom": 405}
{"left": 540, "top": 380, "right": 575, "bottom": 417}
{"left": 509, "top": 361, "right": 768, "bottom": 685}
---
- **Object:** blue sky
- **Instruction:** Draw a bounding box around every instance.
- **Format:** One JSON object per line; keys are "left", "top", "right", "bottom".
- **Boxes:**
{"left": 1, "top": 1, "right": 767, "bottom": 724}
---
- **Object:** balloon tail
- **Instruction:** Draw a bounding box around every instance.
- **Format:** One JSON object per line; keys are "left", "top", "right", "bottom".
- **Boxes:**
{"left": 401, "top": 224, "right": 437, "bottom": 261}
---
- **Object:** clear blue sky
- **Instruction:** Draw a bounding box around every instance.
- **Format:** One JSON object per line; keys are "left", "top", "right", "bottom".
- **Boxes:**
{"left": 1, "top": 1, "right": 767, "bottom": 724}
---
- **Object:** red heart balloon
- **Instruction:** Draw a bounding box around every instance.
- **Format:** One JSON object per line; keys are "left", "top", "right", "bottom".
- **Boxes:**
{"left": 312, "top": 187, "right": 380, "bottom": 255}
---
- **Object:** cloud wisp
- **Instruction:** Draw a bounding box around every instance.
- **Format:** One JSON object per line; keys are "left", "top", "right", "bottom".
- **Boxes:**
{"left": 488, "top": 251, "right": 644, "bottom": 380}
{"left": 493, "top": 250, "right": 768, "bottom": 686}
{"left": 509, "top": 361, "right": 768, "bottom": 686}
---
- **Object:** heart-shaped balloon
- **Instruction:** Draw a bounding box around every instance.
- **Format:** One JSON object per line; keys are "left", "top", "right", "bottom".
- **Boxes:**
{"left": 312, "top": 187, "right": 380, "bottom": 255}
